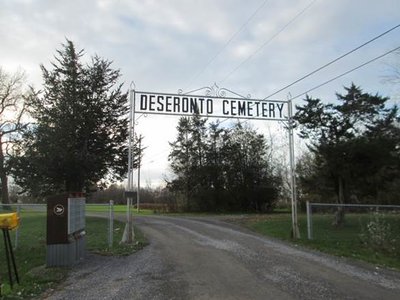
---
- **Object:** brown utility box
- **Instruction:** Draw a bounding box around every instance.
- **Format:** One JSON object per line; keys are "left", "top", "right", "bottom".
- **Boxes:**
{"left": 46, "top": 193, "right": 85, "bottom": 267}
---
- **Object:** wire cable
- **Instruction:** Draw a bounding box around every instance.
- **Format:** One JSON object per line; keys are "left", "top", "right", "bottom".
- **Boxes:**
{"left": 218, "top": 45, "right": 400, "bottom": 126}
{"left": 183, "top": 0, "right": 270, "bottom": 91}
{"left": 289, "top": 45, "right": 400, "bottom": 101}
{"left": 265, "top": 23, "right": 400, "bottom": 99}
{"left": 219, "top": 0, "right": 318, "bottom": 84}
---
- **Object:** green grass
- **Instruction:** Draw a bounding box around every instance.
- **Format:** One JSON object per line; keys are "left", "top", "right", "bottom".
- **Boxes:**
{"left": 85, "top": 204, "right": 154, "bottom": 215}
{"left": 0, "top": 212, "right": 147, "bottom": 299}
{"left": 236, "top": 213, "right": 400, "bottom": 270}
{"left": 86, "top": 217, "right": 148, "bottom": 256}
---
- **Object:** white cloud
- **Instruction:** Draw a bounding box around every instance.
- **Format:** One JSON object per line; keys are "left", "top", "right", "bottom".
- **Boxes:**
{"left": 1, "top": 0, "right": 400, "bottom": 187}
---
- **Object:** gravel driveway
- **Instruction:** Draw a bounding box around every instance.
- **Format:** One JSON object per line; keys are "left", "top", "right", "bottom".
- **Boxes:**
{"left": 44, "top": 215, "right": 400, "bottom": 299}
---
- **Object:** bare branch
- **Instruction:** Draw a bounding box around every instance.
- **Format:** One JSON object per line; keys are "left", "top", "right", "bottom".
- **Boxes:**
{"left": 0, "top": 67, "right": 28, "bottom": 138}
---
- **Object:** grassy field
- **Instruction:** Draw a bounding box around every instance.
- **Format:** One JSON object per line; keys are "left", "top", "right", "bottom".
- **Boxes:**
{"left": 86, "top": 204, "right": 154, "bottom": 215}
{"left": 1, "top": 205, "right": 398, "bottom": 298}
{"left": 86, "top": 216, "right": 148, "bottom": 256}
{"left": 235, "top": 212, "right": 400, "bottom": 270}
{"left": 0, "top": 212, "right": 146, "bottom": 299}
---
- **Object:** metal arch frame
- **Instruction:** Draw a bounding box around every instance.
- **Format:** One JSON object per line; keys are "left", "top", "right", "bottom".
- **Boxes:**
{"left": 122, "top": 82, "right": 136, "bottom": 243}
{"left": 125, "top": 83, "right": 300, "bottom": 242}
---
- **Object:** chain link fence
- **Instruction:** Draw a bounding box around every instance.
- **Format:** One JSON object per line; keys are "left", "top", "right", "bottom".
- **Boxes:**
{"left": 1, "top": 201, "right": 116, "bottom": 249}
{"left": 306, "top": 202, "right": 400, "bottom": 254}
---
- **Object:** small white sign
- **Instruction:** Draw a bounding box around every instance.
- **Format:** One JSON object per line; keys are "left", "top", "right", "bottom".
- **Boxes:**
{"left": 54, "top": 204, "right": 65, "bottom": 216}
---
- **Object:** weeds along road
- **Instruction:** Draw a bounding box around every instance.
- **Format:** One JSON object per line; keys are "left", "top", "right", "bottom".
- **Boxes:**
{"left": 47, "top": 215, "right": 400, "bottom": 300}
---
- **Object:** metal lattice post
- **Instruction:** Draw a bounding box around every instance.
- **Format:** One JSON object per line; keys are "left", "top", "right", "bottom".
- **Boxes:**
{"left": 122, "top": 84, "right": 135, "bottom": 243}
{"left": 108, "top": 200, "right": 114, "bottom": 247}
{"left": 137, "top": 138, "right": 141, "bottom": 213}
{"left": 288, "top": 99, "right": 300, "bottom": 239}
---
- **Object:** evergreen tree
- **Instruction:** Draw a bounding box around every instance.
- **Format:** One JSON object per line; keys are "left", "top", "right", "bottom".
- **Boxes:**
{"left": 11, "top": 40, "right": 131, "bottom": 195}
{"left": 222, "top": 123, "right": 280, "bottom": 212}
{"left": 168, "top": 116, "right": 194, "bottom": 210}
{"left": 168, "top": 114, "right": 208, "bottom": 210}
{"left": 168, "top": 116, "right": 281, "bottom": 212}
{"left": 295, "top": 84, "right": 399, "bottom": 223}
{"left": 204, "top": 121, "right": 226, "bottom": 211}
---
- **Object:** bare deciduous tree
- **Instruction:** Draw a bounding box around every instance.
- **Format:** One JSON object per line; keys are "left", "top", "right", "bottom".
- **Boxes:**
{"left": 0, "top": 68, "right": 28, "bottom": 204}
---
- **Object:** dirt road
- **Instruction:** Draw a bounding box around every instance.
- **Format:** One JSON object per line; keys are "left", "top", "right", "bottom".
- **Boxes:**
{"left": 46, "top": 215, "right": 400, "bottom": 299}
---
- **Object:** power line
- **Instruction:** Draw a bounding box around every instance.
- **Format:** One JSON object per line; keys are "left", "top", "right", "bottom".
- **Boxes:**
{"left": 183, "top": 0, "right": 270, "bottom": 91}
{"left": 289, "top": 45, "right": 400, "bottom": 101}
{"left": 265, "top": 23, "right": 400, "bottom": 99}
{"left": 219, "top": 0, "right": 318, "bottom": 84}
{"left": 219, "top": 45, "right": 400, "bottom": 126}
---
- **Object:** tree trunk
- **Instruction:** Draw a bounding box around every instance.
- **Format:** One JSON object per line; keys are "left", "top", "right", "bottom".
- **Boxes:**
{"left": 333, "top": 176, "right": 345, "bottom": 226}
{"left": 65, "top": 178, "right": 84, "bottom": 194}
{"left": 0, "top": 134, "right": 10, "bottom": 204}
{"left": 1, "top": 172, "right": 9, "bottom": 204}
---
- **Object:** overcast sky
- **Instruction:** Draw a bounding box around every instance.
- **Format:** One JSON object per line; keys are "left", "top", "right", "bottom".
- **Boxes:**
{"left": 1, "top": 0, "right": 400, "bottom": 187}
